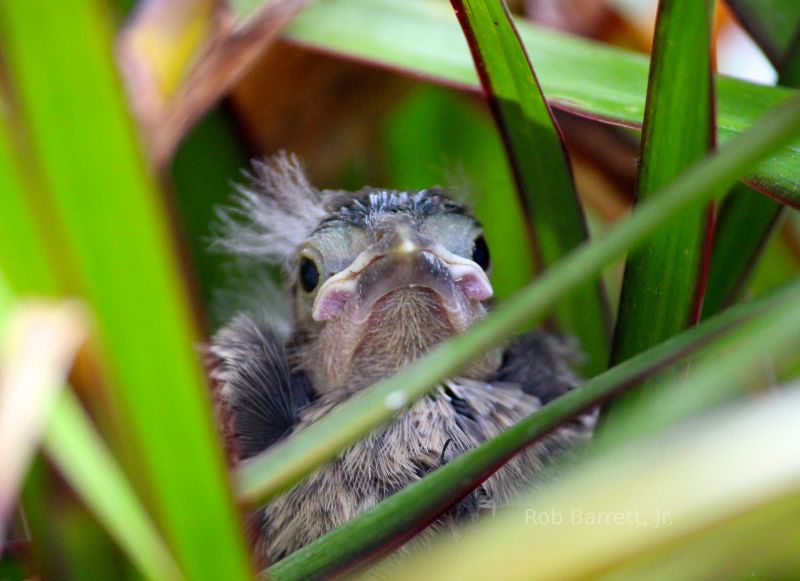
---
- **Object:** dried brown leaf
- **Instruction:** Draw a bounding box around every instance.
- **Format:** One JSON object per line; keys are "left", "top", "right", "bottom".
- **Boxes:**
{"left": 118, "top": 0, "right": 309, "bottom": 168}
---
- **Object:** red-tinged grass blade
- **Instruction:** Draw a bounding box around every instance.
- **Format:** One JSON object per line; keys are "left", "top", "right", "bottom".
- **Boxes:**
{"left": 726, "top": 0, "right": 800, "bottom": 68}
{"left": 0, "top": 2, "right": 252, "bottom": 578}
{"left": 450, "top": 0, "right": 610, "bottom": 375}
{"left": 282, "top": 0, "right": 800, "bottom": 208}
{"left": 0, "top": 302, "right": 88, "bottom": 541}
{"left": 602, "top": 0, "right": 715, "bottom": 429}
{"left": 703, "top": 24, "right": 800, "bottom": 318}
{"left": 266, "top": 278, "right": 800, "bottom": 581}
{"left": 235, "top": 94, "right": 800, "bottom": 508}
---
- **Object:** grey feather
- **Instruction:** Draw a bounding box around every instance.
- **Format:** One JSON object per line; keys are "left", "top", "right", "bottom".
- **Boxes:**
{"left": 211, "top": 314, "right": 313, "bottom": 459}
{"left": 495, "top": 331, "right": 598, "bottom": 432}
{"left": 318, "top": 188, "right": 467, "bottom": 231}
{"left": 261, "top": 376, "right": 590, "bottom": 561}
{"left": 212, "top": 320, "right": 592, "bottom": 560}
{"left": 495, "top": 331, "right": 582, "bottom": 403}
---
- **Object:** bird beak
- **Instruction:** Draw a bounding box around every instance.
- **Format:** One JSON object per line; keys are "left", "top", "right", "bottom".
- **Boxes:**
{"left": 312, "top": 222, "right": 492, "bottom": 323}
{"left": 389, "top": 222, "right": 421, "bottom": 256}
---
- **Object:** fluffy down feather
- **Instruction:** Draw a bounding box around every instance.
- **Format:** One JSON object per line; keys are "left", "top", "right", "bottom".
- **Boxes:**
{"left": 212, "top": 152, "right": 330, "bottom": 268}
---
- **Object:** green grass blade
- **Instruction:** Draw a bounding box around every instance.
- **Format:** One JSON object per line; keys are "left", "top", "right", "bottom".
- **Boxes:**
{"left": 45, "top": 391, "right": 182, "bottom": 581}
{"left": 726, "top": 0, "right": 800, "bottom": 67}
{"left": 266, "top": 277, "right": 800, "bottom": 580}
{"left": 603, "top": 0, "right": 715, "bottom": 421}
{"left": 0, "top": 277, "right": 10, "bottom": 325}
{"left": 602, "top": 283, "right": 800, "bottom": 444}
{"left": 0, "top": 1, "right": 251, "bottom": 577}
{"left": 0, "top": 99, "right": 60, "bottom": 296}
{"left": 702, "top": 185, "right": 783, "bottom": 316}
{"left": 0, "top": 298, "right": 180, "bottom": 579}
{"left": 451, "top": 0, "right": 609, "bottom": 375}
{"left": 703, "top": 21, "right": 800, "bottom": 318}
{"left": 282, "top": 0, "right": 800, "bottom": 206}
{"left": 384, "top": 386, "right": 800, "bottom": 580}
{"left": 235, "top": 93, "right": 800, "bottom": 507}
{"left": 782, "top": 32, "right": 800, "bottom": 88}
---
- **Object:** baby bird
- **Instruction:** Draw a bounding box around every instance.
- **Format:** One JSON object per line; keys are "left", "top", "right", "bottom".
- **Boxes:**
{"left": 210, "top": 154, "right": 593, "bottom": 562}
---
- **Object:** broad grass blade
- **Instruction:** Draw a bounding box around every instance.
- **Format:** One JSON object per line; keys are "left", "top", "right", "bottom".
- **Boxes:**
{"left": 451, "top": 0, "right": 609, "bottom": 374}
{"left": 603, "top": 0, "right": 715, "bottom": 428}
{"left": 703, "top": 14, "right": 800, "bottom": 317}
{"left": 0, "top": 2, "right": 252, "bottom": 577}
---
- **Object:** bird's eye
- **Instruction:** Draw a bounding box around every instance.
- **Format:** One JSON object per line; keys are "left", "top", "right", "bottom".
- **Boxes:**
{"left": 299, "top": 257, "right": 320, "bottom": 292}
{"left": 472, "top": 235, "right": 490, "bottom": 270}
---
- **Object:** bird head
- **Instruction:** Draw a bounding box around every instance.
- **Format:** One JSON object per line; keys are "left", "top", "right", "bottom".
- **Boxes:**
{"left": 294, "top": 189, "right": 498, "bottom": 390}
{"left": 215, "top": 154, "right": 501, "bottom": 393}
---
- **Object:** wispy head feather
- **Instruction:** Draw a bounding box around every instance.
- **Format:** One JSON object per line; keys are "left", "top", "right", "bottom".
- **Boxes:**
{"left": 212, "top": 152, "right": 329, "bottom": 268}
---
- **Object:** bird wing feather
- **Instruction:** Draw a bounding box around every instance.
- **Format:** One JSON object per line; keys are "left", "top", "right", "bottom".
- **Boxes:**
{"left": 210, "top": 313, "right": 313, "bottom": 461}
